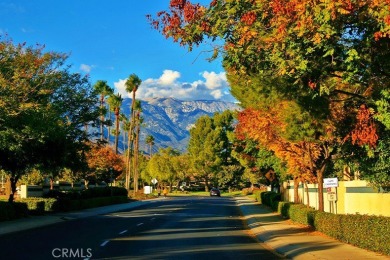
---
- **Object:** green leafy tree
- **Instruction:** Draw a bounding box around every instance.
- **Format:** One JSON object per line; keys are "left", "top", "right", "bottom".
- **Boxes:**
{"left": 150, "top": 1, "right": 390, "bottom": 211}
{"left": 188, "top": 111, "right": 235, "bottom": 191}
{"left": 0, "top": 39, "right": 99, "bottom": 202}
{"left": 147, "top": 147, "right": 180, "bottom": 191}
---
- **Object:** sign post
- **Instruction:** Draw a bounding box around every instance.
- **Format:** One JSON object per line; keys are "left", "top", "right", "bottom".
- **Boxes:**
{"left": 151, "top": 178, "right": 158, "bottom": 191}
{"left": 324, "top": 178, "right": 338, "bottom": 214}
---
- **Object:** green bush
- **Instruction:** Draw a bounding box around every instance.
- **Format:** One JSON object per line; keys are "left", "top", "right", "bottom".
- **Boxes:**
{"left": 0, "top": 201, "right": 29, "bottom": 221}
{"left": 286, "top": 203, "right": 316, "bottom": 226}
{"left": 62, "top": 196, "right": 128, "bottom": 211}
{"left": 314, "top": 212, "right": 390, "bottom": 255}
{"left": 273, "top": 201, "right": 390, "bottom": 256}
{"left": 261, "top": 191, "right": 281, "bottom": 211}
{"left": 19, "top": 198, "right": 59, "bottom": 215}
{"left": 277, "top": 201, "right": 291, "bottom": 218}
{"left": 253, "top": 190, "right": 266, "bottom": 203}
{"left": 80, "top": 187, "right": 127, "bottom": 199}
{"left": 256, "top": 194, "right": 390, "bottom": 256}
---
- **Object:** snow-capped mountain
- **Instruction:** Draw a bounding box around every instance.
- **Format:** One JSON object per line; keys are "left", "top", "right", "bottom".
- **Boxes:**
{"left": 112, "top": 97, "right": 239, "bottom": 154}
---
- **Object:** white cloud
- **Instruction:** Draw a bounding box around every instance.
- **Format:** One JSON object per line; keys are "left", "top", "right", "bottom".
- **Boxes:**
{"left": 158, "top": 70, "right": 180, "bottom": 85}
{"left": 113, "top": 70, "right": 235, "bottom": 102}
{"left": 202, "top": 71, "right": 227, "bottom": 90}
{"left": 80, "top": 64, "right": 93, "bottom": 73}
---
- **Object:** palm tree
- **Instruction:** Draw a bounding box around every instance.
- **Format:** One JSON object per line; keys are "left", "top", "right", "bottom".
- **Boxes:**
{"left": 107, "top": 93, "right": 123, "bottom": 154}
{"left": 124, "top": 74, "right": 142, "bottom": 192}
{"left": 145, "top": 135, "right": 155, "bottom": 157}
{"left": 133, "top": 100, "right": 142, "bottom": 193}
{"left": 120, "top": 113, "right": 130, "bottom": 152}
{"left": 93, "top": 80, "right": 113, "bottom": 142}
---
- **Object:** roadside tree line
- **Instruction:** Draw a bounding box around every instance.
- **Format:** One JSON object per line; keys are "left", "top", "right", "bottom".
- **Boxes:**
{"left": 148, "top": 0, "right": 390, "bottom": 211}
{"left": 0, "top": 38, "right": 148, "bottom": 201}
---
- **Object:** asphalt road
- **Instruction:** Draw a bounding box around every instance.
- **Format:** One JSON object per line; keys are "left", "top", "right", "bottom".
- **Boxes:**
{"left": 0, "top": 196, "right": 281, "bottom": 260}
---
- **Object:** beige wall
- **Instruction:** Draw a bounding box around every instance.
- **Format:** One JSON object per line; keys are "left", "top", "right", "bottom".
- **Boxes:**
{"left": 282, "top": 180, "right": 390, "bottom": 217}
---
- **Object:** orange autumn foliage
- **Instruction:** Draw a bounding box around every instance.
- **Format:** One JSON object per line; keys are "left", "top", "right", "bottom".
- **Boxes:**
{"left": 236, "top": 107, "right": 321, "bottom": 182}
{"left": 349, "top": 104, "right": 379, "bottom": 148}
{"left": 86, "top": 144, "right": 124, "bottom": 175}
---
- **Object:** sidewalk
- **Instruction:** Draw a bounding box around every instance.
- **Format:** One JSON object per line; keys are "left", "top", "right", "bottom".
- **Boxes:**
{"left": 235, "top": 196, "right": 390, "bottom": 260}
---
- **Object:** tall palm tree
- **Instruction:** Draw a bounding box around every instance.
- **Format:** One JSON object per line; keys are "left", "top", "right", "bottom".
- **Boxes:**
{"left": 124, "top": 74, "right": 142, "bottom": 191}
{"left": 145, "top": 135, "right": 155, "bottom": 157}
{"left": 93, "top": 80, "right": 113, "bottom": 142}
{"left": 107, "top": 93, "right": 123, "bottom": 154}
{"left": 133, "top": 100, "right": 142, "bottom": 193}
{"left": 120, "top": 113, "right": 130, "bottom": 152}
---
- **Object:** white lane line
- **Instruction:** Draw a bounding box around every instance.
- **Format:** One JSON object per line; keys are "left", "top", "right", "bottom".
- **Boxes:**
{"left": 151, "top": 217, "right": 156, "bottom": 221}
{"left": 137, "top": 223, "right": 144, "bottom": 226}
{"left": 119, "top": 230, "right": 128, "bottom": 235}
{"left": 100, "top": 240, "right": 110, "bottom": 247}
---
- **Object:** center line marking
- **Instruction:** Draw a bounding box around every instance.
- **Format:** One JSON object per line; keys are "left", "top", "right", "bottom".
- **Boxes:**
{"left": 100, "top": 240, "right": 109, "bottom": 247}
{"left": 137, "top": 223, "right": 144, "bottom": 226}
{"left": 119, "top": 230, "right": 128, "bottom": 234}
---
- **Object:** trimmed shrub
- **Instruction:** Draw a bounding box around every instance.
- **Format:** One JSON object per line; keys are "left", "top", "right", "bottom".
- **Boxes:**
{"left": 0, "top": 201, "right": 28, "bottom": 221}
{"left": 287, "top": 203, "right": 316, "bottom": 226}
{"left": 314, "top": 212, "right": 390, "bottom": 255}
{"left": 253, "top": 190, "right": 264, "bottom": 203}
{"left": 261, "top": 191, "right": 281, "bottom": 211}
{"left": 80, "top": 187, "right": 127, "bottom": 199}
{"left": 277, "top": 201, "right": 291, "bottom": 218}
{"left": 19, "top": 198, "right": 59, "bottom": 215}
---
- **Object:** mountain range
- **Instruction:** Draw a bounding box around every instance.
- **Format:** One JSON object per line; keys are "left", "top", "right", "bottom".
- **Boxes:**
{"left": 110, "top": 97, "right": 239, "bottom": 154}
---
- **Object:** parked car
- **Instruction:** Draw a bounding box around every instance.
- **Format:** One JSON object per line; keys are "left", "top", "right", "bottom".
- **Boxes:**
{"left": 210, "top": 188, "right": 221, "bottom": 197}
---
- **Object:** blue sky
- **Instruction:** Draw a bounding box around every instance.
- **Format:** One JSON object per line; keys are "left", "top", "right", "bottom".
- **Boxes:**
{"left": 0, "top": 0, "right": 235, "bottom": 102}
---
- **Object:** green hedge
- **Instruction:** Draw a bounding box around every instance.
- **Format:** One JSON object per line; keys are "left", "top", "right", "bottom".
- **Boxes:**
{"left": 253, "top": 190, "right": 266, "bottom": 203}
{"left": 314, "top": 211, "right": 390, "bottom": 255}
{"left": 261, "top": 191, "right": 281, "bottom": 211}
{"left": 59, "top": 196, "right": 128, "bottom": 211}
{"left": 80, "top": 187, "right": 127, "bottom": 199}
{"left": 0, "top": 201, "right": 28, "bottom": 221}
{"left": 257, "top": 191, "right": 390, "bottom": 256}
{"left": 19, "top": 198, "right": 59, "bottom": 215}
{"left": 1, "top": 187, "right": 129, "bottom": 222}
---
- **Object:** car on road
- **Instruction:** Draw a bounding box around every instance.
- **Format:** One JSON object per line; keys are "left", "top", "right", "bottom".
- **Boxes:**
{"left": 210, "top": 188, "right": 221, "bottom": 197}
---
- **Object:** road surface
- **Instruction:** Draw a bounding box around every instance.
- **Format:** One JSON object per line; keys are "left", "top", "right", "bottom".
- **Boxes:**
{"left": 0, "top": 196, "right": 281, "bottom": 259}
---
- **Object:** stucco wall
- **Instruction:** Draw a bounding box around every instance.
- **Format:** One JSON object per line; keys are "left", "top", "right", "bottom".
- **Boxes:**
{"left": 282, "top": 180, "right": 390, "bottom": 217}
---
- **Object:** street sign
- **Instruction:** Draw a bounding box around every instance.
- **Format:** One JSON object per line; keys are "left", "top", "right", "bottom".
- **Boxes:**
{"left": 327, "top": 191, "right": 337, "bottom": 201}
{"left": 151, "top": 178, "right": 158, "bottom": 185}
{"left": 324, "top": 178, "right": 338, "bottom": 188}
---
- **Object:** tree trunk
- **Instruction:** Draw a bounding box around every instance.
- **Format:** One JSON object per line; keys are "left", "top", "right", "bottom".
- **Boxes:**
{"left": 304, "top": 181, "right": 310, "bottom": 208}
{"left": 7, "top": 176, "right": 19, "bottom": 203}
{"left": 133, "top": 115, "right": 140, "bottom": 194}
{"left": 293, "top": 176, "right": 299, "bottom": 203}
{"left": 107, "top": 104, "right": 111, "bottom": 143}
{"left": 100, "top": 95, "right": 104, "bottom": 141}
{"left": 126, "top": 90, "right": 136, "bottom": 192}
{"left": 114, "top": 110, "right": 119, "bottom": 154}
{"left": 317, "top": 165, "right": 325, "bottom": 212}
{"left": 204, "top": 173, "right": 210, "bottom": 192}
